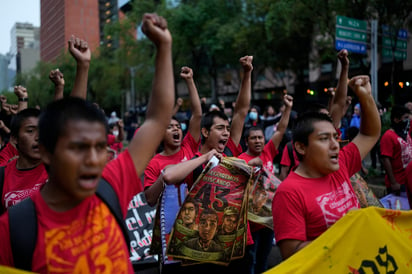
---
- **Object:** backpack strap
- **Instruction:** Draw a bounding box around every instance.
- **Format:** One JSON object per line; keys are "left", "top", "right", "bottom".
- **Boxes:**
{"left": 96, "top": 178, "right": 131, "bottom": 246}
{"left": 287, "top": 141, "right": 295, "bottom": 171}
{"left": 9, "top": 197, "right": 37, "bottom": 270}
{"left": 0, "top": 166, "right": 5, "bottom": 214}
{"left": 223, "top": 146, "right": 233, "bottom": 157}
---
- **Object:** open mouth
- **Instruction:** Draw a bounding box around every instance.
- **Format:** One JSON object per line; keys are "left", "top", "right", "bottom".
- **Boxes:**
{"left": 172, "top": 133, "right": 180, "bottom": 140}
{"left": 330, "top": 154, "right": 339, "bottom": 163}
{"left": 217, "top": 139, "right": 227, "bottom": 151}
{"left": 79, "top": 174, "right": 99, "bottom": 190}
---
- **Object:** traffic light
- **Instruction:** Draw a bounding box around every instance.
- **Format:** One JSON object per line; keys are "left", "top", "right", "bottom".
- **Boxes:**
{"left": 306, "top": 89, "right": 315, "bottom": 96}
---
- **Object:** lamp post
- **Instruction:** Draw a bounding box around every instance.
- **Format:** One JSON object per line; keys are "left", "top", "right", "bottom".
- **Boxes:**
{"left": 130, "top": 66, "right": 137, "bottom": 111}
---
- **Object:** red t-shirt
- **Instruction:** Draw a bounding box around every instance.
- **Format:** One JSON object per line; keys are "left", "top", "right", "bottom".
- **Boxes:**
{"left": 144, "top": 132, "right": 200, "bottom": 189}
{"left": 280, "top": 141, "right": 300, "bottom": 169}
{"left": 107, "top": 134, "right": 123, "bottom": 153}
{"left": 272, "top": 142, "right": 361, "bottom": 243}
{"left": 380, "top": 129, "right": 412, "bottom": 187}
{"left": 0, "top": 150, "right": 141, "bottom": 273}
{"left": 0, "top": 143, "right": 19, "bottom": 166}
{"left": 1, "top": 159, "right": 48, "bottom": 209}
{"left": 238, "top": 140, "right": 278, "bottom": 174}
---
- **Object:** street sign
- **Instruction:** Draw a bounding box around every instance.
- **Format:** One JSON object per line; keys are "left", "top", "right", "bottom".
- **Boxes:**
{"left": 335, "top": 40, "right": 367, "bottom": 54}
{"left": 336, "top": 16, "right": 367, "bottom": 30}
{"left": 336, "top": 16, "right": 368, "bottom": 54}
{"left": 336, "top": 28, "right": 367, "bottom": 43}
{"left": 381, "top": 25, "right": 408, "bottom": 61}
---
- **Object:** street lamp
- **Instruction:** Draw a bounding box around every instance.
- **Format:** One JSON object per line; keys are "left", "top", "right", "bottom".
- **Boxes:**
{"left": 129, "top": 66, "right": 136, "bottom": 111}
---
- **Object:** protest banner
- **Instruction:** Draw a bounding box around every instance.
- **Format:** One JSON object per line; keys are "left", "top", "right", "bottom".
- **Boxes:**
{"left": 125, "top": 192, "right": 157, "bottom": 264}
{"left": 350, "top": 173, "right": 383, "bottom": 208}
{"left": 247, "top": 167, "right": 282, "bottom": 229}
{"left": 266, "top": 207, "right": 412, "bottom": 273}
{"left": 167, "top": 157, "right": 253, "bottom": 266}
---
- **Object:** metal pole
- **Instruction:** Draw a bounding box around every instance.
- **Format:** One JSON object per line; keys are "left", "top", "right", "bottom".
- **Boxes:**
{"left": 130, "top": 66, "right": 136, "bottom": 111}
{"left": 370, "top": 20, "right": 378, "bottom": 103}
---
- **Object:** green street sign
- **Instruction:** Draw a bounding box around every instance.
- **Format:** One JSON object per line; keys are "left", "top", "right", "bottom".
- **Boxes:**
{"left": 382, "top": 37, "right": 407, "bottom": 50}
{"left": 382, "top": 48, "right": 407, "bottom": 60}
{"left": 336, "top": 27, "right": 367, "bottom": 42}
{"left": 336, "top": 16, "right": 367, "bottom": 31}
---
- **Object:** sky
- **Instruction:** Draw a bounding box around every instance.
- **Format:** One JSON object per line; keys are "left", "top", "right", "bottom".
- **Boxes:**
{"left": 0, "top": 0, "right": 40, "bottom": 55}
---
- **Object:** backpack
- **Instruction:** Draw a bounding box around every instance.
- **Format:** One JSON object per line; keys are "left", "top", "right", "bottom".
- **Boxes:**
{"left": 8, "top": 178, "right": 131, "bottom": 271}
{"left": 286, "top": 141, "right": 295, "bottom": 173}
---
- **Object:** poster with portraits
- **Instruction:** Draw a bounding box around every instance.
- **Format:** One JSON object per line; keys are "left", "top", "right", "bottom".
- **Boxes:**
{"left": 166, "top": 157, "right": 253, "bottom": 266}
{"left": 247, "top": 167, "right": 282, "bottom": 230}
{"left": 350, "top": 173, "right": 383, "bottom": 208}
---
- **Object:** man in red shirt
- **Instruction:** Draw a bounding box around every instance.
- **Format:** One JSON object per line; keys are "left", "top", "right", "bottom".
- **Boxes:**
{"left": 0, "top": 108, "right": 47, "bottom": 213}
{"left": 161, "top": 56, "right": 253, "bottom": 273}
{"left": 380, "top": 105, "right": 412, "bottom": 195}
{"left": 238, "top": 94, "right": 293, "bottom": 274}
{"left": 0, "top": 13, "right": 174, "bottom": 273}
{"left": 144, "top": 66, "right": 202, "bottom": 207}
{"left": 273, "top": 75, "right": 381, "bottom": 260}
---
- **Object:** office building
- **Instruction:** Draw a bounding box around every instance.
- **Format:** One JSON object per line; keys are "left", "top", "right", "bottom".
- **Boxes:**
{"left": 40, "top": 0, "right": 120, "bottom": 62}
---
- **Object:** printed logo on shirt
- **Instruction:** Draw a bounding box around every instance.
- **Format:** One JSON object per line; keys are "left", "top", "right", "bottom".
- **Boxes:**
{"left": 264, "top": 160, "right": 273, "bottom": 174}
{"left": 4, "top": 182, "right": 43, "bottom": 208}
{"left": 316, "top": 182, "right": 359, "bottom": 227}
{"left": 397, "top": 135, "right": 412, "bottom": 168}
{"left": 44, "top": 203, "right": 129, "bottom": 273}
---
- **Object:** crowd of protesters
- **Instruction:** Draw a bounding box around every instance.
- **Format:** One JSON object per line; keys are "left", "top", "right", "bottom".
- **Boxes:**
{"left": 0, "top": 13, "right": 410, "bottom": 274}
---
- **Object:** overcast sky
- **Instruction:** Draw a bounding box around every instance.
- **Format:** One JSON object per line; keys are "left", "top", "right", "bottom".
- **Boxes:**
{"left": 0, "top": 0, "right": 40, "bottom": 55}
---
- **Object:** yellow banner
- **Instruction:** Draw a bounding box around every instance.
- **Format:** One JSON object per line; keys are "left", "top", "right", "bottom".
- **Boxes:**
{"left": 0, "top": 266, "right": 35, "bottom": 273}
{"left": 266, "top": 207, "right": 412, "bottom": 273}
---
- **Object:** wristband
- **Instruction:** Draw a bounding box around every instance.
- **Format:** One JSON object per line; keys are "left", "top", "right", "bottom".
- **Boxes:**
{"left": 18, "top": 97, "right": 28, "bottom": 102}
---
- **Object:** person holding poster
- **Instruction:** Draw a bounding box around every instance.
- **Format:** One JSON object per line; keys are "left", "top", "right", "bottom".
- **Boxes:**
{"left": 238, "top": 94, "right": 293, "bottom": 274}
{"left": 161, "top": 56, "right": 254, "bottom": 273}
{"left": 272, "top": 75, "right": 381, "bottom": 260}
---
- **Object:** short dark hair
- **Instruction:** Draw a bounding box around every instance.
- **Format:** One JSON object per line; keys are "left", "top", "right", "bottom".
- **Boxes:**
{"left": 293, "top": 112, "right": 333, "bottom": 161}
{"left": 10, "top": 108, "right": 41, "bottom": 139}
{"left": 243, "top": 126, "right": 263, "bottom": 141}
{"left": 39, "top": 97, "right": 108, "bottom": 154}
{"left": 200, "top": 110, "right": 228, "bottom": 144}
{"left": 307, "top": 103, "right": 328, "bottom": 113}
{"left": 390, "top": 105, "right": 409, "bottom": 122}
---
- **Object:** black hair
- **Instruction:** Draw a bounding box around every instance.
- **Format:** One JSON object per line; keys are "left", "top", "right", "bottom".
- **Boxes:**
{"left": 39, "top": 97, "right": 108, "bottom": 154}
{"left": 200, "top": 110, "right": 228, "bottom": 144}
{"left": 292, "top": 111, "right": 333, "bottom": 161}
{"left": 10, "top": 108, "right": 41, "bottom": 139}
{"left": 390, "top": 105, "right": 409, "bottom": 123}
{"left": 346, "top": 126, "right": 359, "bottom": 142}
{"left": 243, "top": 126, "right": 263, "bottom": 141}
{"left": 306, "top": 103, "right": 328, "bottom": 114}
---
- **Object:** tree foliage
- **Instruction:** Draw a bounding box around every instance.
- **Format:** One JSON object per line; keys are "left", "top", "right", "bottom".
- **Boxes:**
{"left": 11, "top": 0, "right": 411, "bottom": 109}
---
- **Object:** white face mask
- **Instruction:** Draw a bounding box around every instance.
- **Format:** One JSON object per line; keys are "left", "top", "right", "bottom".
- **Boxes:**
{"left": 113, "top": 130, "right": 119, "bottom": 137}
